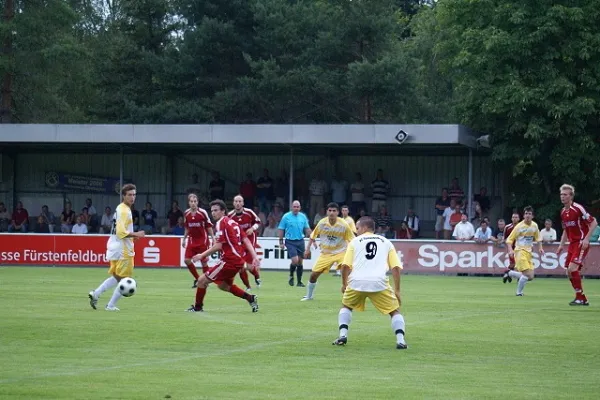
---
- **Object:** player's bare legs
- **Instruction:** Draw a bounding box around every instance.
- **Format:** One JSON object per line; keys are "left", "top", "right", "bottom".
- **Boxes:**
{"left": 247, "top": 264, "right": 261, "bottom": 287}
{"left": 302, "top": 270, "right": 323, "bottom": 301}
{"left": 216, "top": 281, "right": 259, "bottom": 312}
{"left": 237, "top": 269, "right": 252, "bottom": 291}
{"left": 89, "top": 273, "right": 122, "bottom": 310}
{"left": 188, "top": 273, "right": 211, "bottom": 312}
{"left": 567, "top": 262, "right": 589, "bottom": 305}
{"left": 502, "top": 261, "right": 516, "bottom": 283}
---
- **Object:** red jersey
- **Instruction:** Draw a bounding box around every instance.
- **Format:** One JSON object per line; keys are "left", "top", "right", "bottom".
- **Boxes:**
{"left": 228, "top": 207, "right": 261, "bottom": 245}
{"left": 215, "top": 216, "right": 246, "bottom": 265}
{"left": 561, "top": 202, "right": 595, "bottom": 242}
{"left": 503, "top": 223, "right": 516, "bottom": 249}
{"left": 184, "top": 208, "right": 213, "bottom": 247}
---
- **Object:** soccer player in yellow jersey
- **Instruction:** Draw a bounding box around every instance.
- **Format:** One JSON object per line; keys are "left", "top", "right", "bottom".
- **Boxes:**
{"left": 505, "top": 206, "right": 544, "bottom": 297}
{"left": 334, "top": 205, "right": 358, "bottom": 277}
{"left": 332, "top": 216, "right": 407, "bottom": 349}
{"left": 88, "top": 184, "right": 145, "bottom": 311}
{"left": 302, "top": 202, "right": 354, "bottom": 301}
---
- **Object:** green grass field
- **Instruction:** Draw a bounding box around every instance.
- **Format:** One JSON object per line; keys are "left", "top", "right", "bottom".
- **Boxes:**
{"left": 1, "top": 267, "right": 599, "bottom": 400}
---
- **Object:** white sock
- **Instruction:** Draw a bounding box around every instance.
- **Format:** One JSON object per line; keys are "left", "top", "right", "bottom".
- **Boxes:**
{"left": 508, "top": 270, "right": 522, "bottom": 280}
{"left": 517, "top": 275, "right": 529, "bottom": 295}
{"left": 391, "top": 314, "right": 406, "bottom": 344}
{"left": 107, "top": 286, "right": 122, "bottom": 308}
{"left": 306, "top": 282, "right": 317, "bottom": 298}
{"left": 338, "top": 308, "right": 352, "bottom": 337}
{"left": 94, "top": 276, "right": 117, "bottom": 298}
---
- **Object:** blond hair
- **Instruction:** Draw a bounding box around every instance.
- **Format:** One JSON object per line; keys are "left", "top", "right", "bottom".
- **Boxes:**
{"left": 188, "top": 193, "right": 198, "bottom": 201}
{"left": 560, "top": 184, "right": 575, "bottom": 196}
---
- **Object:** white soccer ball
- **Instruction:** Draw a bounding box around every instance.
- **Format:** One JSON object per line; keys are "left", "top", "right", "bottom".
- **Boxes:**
{"left": 118, "top": 277, "right": 137, "bottom": 297}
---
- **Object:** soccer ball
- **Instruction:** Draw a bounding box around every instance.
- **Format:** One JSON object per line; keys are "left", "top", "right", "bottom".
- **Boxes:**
{"left": 119, "top": 278, "right": 137, "bottom": 297}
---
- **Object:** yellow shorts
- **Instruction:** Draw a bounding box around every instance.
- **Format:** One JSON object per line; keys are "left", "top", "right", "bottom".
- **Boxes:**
{"left": 108, "top": 257, "right": 134, "bottom": 278}
{"left": 515, "top": 250, "right": 533, "bottom": 272}
{"left": 312, "top": 252, "right": 345, "bottom": 274}
{"left": 342, "top": 286, "right": 400, "bottom": 315}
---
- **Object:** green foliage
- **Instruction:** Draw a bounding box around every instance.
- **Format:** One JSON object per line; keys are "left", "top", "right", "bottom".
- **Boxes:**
{"left": 434, "top": 0, "right": 600, "bottom": 212}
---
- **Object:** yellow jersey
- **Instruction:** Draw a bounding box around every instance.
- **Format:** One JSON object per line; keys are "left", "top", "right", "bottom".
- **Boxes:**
{"left": 505, "top": 220, "right": 540, "bottom": 253}
{"left": 344, "top": 216, "right": 357, "bottom": 234}
{"left": 342, "top": 233, "right": 402, "bottom": 292}
{"left": 106, "top": 203, "right": 134, "bottom": 260}
{"left": 311, "top": 217, "right": 354, "bottom": 255}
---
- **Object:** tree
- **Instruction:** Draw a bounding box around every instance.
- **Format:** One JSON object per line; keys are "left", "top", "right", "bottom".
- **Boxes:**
{"left": 434, "top": 0, "right": 600, "bottom": 218}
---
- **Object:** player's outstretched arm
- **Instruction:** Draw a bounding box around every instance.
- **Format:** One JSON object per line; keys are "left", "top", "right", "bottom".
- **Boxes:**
{"left": 192, "top": 242, "right": 222, "bottom": 262}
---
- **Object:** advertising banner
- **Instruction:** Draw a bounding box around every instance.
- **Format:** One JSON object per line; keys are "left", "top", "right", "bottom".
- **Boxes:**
{"left": 44, "top": 171, "right": 129, "bottom": 194}
{"left": 1, "top": 234, "right": 599, "bottom": 276}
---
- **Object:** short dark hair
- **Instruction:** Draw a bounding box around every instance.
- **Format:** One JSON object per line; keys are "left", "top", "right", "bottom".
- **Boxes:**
{"left": 357, "top": 216, "right": 376, "bottom": 231}
{"left": 121, "top": 183, "right": 136, "bottom": 196}
{"left": 326, "top": 202, "right": 340, "bottom": 211}
{"left": 481, "top": 220, "right": 488, "bottom": 225}
{"left": 341, "top": 205, "right": 349, "bottom": 210}
{"left": 210, "top": 199, "right": 227, "bottom": 212}
{"left": 523, "top": 206, "right": 534, "bottom": 214}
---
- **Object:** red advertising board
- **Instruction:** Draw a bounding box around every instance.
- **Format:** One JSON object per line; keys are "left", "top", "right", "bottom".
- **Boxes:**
{"left": 0, "top": 234, "right": 181, "bottom": 267}
{"left": 1, "top": 234, "right": 599, "bottom": 276}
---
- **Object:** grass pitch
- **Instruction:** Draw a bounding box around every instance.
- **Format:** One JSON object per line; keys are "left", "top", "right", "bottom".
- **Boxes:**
{"left": 0, "top": 267, "right": 599, "bottom": 400}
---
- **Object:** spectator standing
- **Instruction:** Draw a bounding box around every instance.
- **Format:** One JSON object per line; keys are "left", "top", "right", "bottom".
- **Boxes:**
{"left": 162, "top": 201, "right": 183, "bottom": 234}
{"left": 187, "top": 173, "right": 202, "bottom": 196}
{"left": 442, "top": 199, "right": 456, "bottom": 240}
{"left": 330, "top": 174, "right": 348, "bottom": 207}
{"left": 208, "top": 171, "right": 225, "bottom": 200}
{"left": 239, "top": 173, "right": 257, "bottom": 209}
{"left": 448, "top": 178, "right": 465, "bottom": 203}
{"left": 309, "top": 171, "right": 327, "bottom": 219}
{"left": 141, "top": 202, "right": 157, "bottom": 233}
{"left": 453, "top": 214, "right": 475, "bottom": 241}
{"left": 350, "top": 173, "right": 366, "bottom": 217}
{"left": 257, "top": 169, "right": 275, "bottom": 214}
{"left": 492, "top": 218, "right": 506, "bottom": 247}
{"left": 85, "top": 198, "right": 98, "bottom": 231}
{"left": 81, "top": 207, "right": 91, "bottom": 230}
{"left": 268, "top": 203, "right": 284, "bottom": 226}
{"left": 371, "top": 169, "right": 390, "bottom": 214}
{"left": 313, "top": 207, "right": 326, "bottom": 228}
{"left": 540, "top": 219, "right": 557, "bottom": 243}
{"left": 434, "top": 188, "right": 451, "bottom": 239}
{"left": 449, "top": 202, "right": 463, "bottom": 233}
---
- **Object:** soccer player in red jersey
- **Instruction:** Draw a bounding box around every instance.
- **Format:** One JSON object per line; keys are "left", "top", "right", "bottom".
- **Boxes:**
{"left": 182, "top": 194, "right": 214, "bottom": 288}
{"left": 501, "top": 212, "right": 520, "bottom": 283}
{"left": 189, "top": 199, "right": 260, "bottom": 313}
{"left": 228, "top": 195, "right": 262, "bottom": 290}
{"left": 557, "top": 184, "right": 598, "bottom": 306}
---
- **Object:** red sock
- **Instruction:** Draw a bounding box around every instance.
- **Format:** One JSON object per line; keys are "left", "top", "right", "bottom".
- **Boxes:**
{"left": 202, "top": 264, "right": 210, "bottom": 274}
{"left": 185, "top": 260, "right": 200, "bottom": 280}
{"left": 249, "top": 267, "right": 260, "bottom": 280}
{"left": 239, "top": 269, "right": 251, "bottom": 289}
{"left": 195, "top": 287, "right": 207, "bottom": 309}
{"left": 570, "top": 270, "right": 587, "bottom": 301}
{"left": 229, "top": 284, "right": 252, "bottom": 301}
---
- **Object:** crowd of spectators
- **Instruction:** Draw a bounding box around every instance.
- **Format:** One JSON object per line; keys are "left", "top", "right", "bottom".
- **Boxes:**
{"left": 2, "top": 170, "right": 600, "bottom": 243}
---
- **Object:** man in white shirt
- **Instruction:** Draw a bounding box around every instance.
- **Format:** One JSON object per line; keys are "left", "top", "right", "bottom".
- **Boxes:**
{"left": 72, "top": 215, "right": 88, "bottom": 234}
{"left": 309, "top": 171, "right": 328, "bottom": 219}
{"left": 332, "top": 216, "right": 407, "bottom": 350}
{"left": 442, "top": 199, "right": 457, "bottom": 240}
{"left": 474, "top": 220, "right": 492, "bottom": 243}
{"left": 541, "top": 219, "right": 557, "bottom": 243}
{"left": 453, "top": 213, "right": 475, "bottom": 241}
{"left": 262, "top": 216, "right": 279, "bottom": 237}
{"left": 350, "top": 173, "right": 366, "bottom": 216}
{"left": 330, "top": 174, "right": 348, "bottom": 206}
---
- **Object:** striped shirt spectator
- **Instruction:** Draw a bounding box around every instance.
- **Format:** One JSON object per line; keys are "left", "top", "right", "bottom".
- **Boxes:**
{"left": 448, "top": 177, "right": 464, "bottom": 202}
{"left": 371, "top": 169, "right": 390, "bottom": 213}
